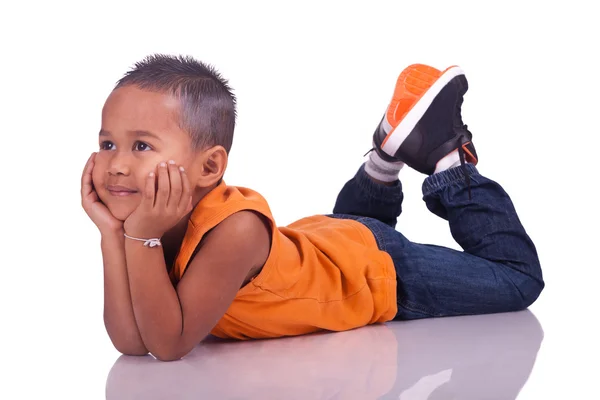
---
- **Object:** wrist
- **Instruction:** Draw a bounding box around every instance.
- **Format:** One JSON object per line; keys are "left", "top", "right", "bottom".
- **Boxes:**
{"left": 123, "top": 221, "right": 164, "bottom": 239}
{"left": 100, "top": 226, "right": 125, "bottom": 241}
{"left": 123, "top": 232, "right": 163, "bottom": 248}
{"left": 123, "top": 228, "right": 165, "bottom": 240}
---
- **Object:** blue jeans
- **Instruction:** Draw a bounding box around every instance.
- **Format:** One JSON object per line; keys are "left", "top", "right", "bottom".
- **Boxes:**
{"left": 329, "top": 163, "right": 544, "bottom": 320}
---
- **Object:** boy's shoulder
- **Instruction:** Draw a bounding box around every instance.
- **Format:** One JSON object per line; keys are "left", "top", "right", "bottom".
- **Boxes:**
{"left": 179, "top": 207, "right": 271, "bottom": 289}
{"left": 170, "top": 181, "right": 273, "bottom": 283}
{"left": 189, "top": 181, "right": 274, "bottom": 228}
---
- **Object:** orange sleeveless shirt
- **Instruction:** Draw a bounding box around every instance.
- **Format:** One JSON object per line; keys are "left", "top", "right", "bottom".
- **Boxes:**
{"left": 169, "top": 181, "right": 398, "bottom": 340}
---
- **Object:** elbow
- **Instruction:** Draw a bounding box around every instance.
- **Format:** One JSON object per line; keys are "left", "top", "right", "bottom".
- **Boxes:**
{"left": 118, "top": 346, "right": 149, "bottom": 357}
{"left": 111, "top": 338, "right": 149, "bottom": 356}
{"left": 150, "top": 344, "right": 189, "bottom": 362}
{"left": 153, "top": 352, "right": 183, "bottom": 362}
{"left": 104, "top": 321, "right": 149, "bottom": 356}
{"left": 149, "top": 332, "right": 210, "bottom": 362}
{"left": 116, "top": 344, "right": 149, "bottom": 357}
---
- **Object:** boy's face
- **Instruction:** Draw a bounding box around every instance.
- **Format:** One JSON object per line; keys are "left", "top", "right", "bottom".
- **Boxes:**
{"left": 93, "top": 85, "right": 199, "bottom": 221}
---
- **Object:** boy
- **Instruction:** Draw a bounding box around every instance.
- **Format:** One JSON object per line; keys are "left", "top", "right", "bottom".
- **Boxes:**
{"left": 81, "top": 55, "right": 544, "bottom": 361}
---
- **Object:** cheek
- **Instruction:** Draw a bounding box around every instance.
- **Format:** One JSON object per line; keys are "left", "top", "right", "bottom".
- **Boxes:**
{"left": 91, "top": 165, "right": 103, "bottom": 188}
{"left": 91, "top": 158, "right": 107, "bottom": 200}
{"left": 136, "top": 159, "right": 161, "bottom": 188}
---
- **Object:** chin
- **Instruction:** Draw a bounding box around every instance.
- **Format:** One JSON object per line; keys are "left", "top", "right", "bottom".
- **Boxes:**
{"left": 100, "top": 198, "right": 136, "bottom": 222}
{"left": 107, "top": 205, "right": 135, "bottom": 222}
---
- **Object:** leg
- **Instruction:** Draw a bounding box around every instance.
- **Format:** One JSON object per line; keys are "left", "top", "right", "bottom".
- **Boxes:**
{"left": 360, "top": 64, "right": 543, "bottom": 317}
{"left": 385, "top": 164, "right": 543, "bottom": 319}
{"left": 332, "top": 66, "right": 425, "bottom": 228}
{"left": 332, "top": 164, "right": 403, "bottom": 228}
{"left": 332, "top": 63, "right": 470, "bottom": 228}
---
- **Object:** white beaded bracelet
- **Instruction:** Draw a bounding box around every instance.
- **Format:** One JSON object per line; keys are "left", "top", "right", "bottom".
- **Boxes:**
{"left": 124, "top": 233, "right": 162, "bottom": 247}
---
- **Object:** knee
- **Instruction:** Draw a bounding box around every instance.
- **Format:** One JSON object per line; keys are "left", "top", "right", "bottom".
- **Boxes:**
{"left": 506, "top": 255, "right": 544, "bottom": 311}
{"left": 518, "top": 276, "right": 545, "bottom": 310}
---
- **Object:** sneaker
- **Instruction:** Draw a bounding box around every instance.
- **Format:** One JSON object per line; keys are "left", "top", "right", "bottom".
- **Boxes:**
{"left": 372, "top": 64, "right": 478, "bottom": 176}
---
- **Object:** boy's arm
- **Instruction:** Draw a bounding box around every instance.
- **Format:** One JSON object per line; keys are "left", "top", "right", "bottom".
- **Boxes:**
{"left": 81, "top": 153, "right": 147, "bottom": 355}
{"left": 124, "top": 210, "right": 270, "bottom": 361}
{"left": 102, "top": 229, "right": 148, "bottom": 356}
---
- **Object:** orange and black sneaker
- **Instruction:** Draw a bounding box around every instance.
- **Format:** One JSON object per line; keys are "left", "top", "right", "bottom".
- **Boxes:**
{"left": 372, "top": 64, "right": 478, "bottom": 178}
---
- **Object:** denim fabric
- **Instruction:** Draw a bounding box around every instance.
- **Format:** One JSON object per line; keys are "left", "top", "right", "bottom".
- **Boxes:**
{"left": 329, "top": 163, "right": 544, "bottom": 320}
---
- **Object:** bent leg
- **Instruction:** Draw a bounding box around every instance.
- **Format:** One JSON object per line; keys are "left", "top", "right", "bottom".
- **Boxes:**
{"left": 333, "top": 164, "right": 403, "bottom": 228}
{"left": 382, "top": 164, "right": 544, "bottom": 319}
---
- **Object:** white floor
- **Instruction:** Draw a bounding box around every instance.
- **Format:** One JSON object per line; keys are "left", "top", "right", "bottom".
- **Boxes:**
{"left": 104, "top": 311, "right": 544, "bottom": 400}
{"left": 5, "top": 304, "right": 598, "bottom": 399}
{"left": 2, "top": 1, "right": 599, "bottom": 399}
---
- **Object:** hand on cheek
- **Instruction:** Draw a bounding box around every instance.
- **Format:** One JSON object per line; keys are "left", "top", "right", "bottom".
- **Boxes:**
{"left": 124, "top": 160, "right": 193, "bottom": 238}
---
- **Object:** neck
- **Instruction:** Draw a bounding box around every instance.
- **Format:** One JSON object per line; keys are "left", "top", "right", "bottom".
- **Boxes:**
{"left": 191, "top": 183, "right": 218, "bottom": 209}
{"left": 162, "top": 182, "right": 220, "bottom": 250}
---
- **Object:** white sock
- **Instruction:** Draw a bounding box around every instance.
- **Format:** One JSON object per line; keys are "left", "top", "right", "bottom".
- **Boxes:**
{"left": 434, "top": 149, "right": 462, "bottom": 174}
{"left": 364, "top": 149, "right": 405, "bottom": 182}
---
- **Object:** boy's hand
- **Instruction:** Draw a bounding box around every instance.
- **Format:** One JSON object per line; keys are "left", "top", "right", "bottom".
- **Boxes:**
{"left": 81, "top": 152, "right": 123, "bottom": 234}
{"left": 124, "top": 160, "right": 193, "bottom": 238}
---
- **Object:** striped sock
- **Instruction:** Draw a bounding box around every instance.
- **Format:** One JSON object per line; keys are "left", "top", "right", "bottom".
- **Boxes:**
{"left": 364, "top": 149, "right": 404, "bottom": 182}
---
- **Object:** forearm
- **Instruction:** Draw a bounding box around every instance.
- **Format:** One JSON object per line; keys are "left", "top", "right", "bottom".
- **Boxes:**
{"left": 125, "top": 239, "right": 183, "bottom": 360}
{"left": 102, "top": 231, "right": 148, "bottom": 355}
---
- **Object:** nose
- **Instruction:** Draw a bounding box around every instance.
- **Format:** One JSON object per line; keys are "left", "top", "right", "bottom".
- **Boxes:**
{"left": 107, "top": 152, "right": 131, "bottom": 176}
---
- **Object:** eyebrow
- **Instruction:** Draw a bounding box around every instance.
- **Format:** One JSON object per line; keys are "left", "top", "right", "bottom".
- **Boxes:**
{"left": 99, "top": 129, "right": 163, "bottom": 141}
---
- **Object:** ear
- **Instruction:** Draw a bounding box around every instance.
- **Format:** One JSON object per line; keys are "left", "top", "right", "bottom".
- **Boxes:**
{"left": 196, "top": 146, "right": 228, "bottom": 187}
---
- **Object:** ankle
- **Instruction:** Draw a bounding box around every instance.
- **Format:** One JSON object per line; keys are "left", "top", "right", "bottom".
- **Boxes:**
{"left": 365, "top": 150, "right": 404, "bottom": 182}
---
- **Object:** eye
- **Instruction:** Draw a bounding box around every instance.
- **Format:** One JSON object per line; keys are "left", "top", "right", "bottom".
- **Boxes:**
{"left": 99, "top": 141, "right": 114, "bottom": 151}
{"left": 134, "top": 141, "right": 152, "bottom": 152}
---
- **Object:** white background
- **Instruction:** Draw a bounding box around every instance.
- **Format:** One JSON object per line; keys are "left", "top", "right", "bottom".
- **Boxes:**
{"left": 1, "top": 0, "right": 598, "bottom": 398}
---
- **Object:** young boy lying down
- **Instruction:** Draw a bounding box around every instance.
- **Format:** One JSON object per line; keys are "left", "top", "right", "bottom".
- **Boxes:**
{"left": 81, "top": 54, "right": 544, "bottom": 361}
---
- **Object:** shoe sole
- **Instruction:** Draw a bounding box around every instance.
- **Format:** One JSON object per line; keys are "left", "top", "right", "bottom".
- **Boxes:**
{"left": 381, "top": 65, "right": 465, "bottom": 157}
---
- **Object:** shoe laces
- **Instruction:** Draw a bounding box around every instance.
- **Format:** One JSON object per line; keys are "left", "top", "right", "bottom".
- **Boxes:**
{"left": 457, "top": 126, "right": 472, "bottom": 200}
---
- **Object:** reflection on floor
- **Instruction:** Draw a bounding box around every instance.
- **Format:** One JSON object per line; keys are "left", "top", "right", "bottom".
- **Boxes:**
{"left": 106, "top": 310, "right": 543, "bottom": 399}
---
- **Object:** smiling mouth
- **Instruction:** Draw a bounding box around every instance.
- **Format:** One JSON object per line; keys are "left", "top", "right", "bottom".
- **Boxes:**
{"left": 107, "top": 185, "right": 138, "bottom": 196}
{"left": 108, "top": 190, "right": 137, "bottom": 197}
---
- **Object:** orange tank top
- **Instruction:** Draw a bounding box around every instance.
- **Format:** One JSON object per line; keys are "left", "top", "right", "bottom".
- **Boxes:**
{"left": 169, "top": 181, "right": 398, "bottom": 340}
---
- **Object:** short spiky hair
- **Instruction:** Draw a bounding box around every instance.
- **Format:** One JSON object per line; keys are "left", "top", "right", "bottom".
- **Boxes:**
{"left": 115, "top": 54, "right": 237, "bottom": 153}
